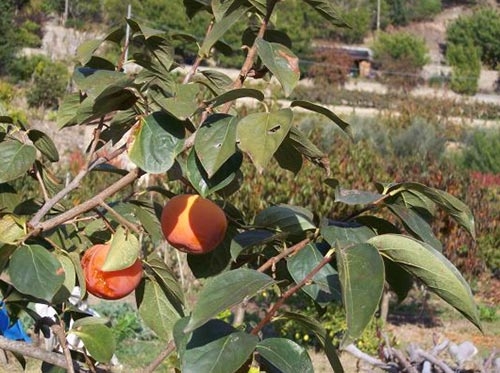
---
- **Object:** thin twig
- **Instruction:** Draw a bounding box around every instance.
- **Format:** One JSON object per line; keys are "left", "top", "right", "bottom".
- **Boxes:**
{"left": 257, "top": 238, "right": 310, "bottom": 273}
{"left": 34, "top": 164, "right": 50, "bottom": 201}
{"left": 29, "top": 168, "right": 141, "bottom": 235}
{"left": 99, "top": 201, "right": 142, "bottom": 234}
{"left": 344, "top": 343, "right": 398, "bottom": 371}
{"left": 183, "top": 20, "right": 214, "bottom": 84}
{"left": 51, "top": 322, "right": 75, "bottom": 373}
{"left": 251, "top": 249, "right": 334, "bottom": 335}
{"left": 414, "top": 348, "right": 455, "bottom": 373}
{"left": 0, "top": 336, "right": 96, "bottom": 372}
{"left": 221, "top": 0, "right": 279, "bottom": 114}
{"left": 144, "top": 339, "right": 176, "bottom": 373}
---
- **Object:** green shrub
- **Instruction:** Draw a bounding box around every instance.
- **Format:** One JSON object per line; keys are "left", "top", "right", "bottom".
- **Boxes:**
{"left": 447, "top": 41, "right": 481, "bottom": 95}
{"left": 372, "top": 31, "right": 429, "bottom": 91}
{"left": 17, "top": 20, "right": 42, "bottom": 48}
{"left": 7, "top": 54, "right": 49, "bottom": 82}
{"left": 0, "top": 81, "right": 14, "bottom": 103}
{"left": 26, "top": 59, "right": 69, "bottom": 108}
{"left": 457, "top": 129, "right": 500, "bottom": 174}
{"left": 446, "top": 7, "right": 500, "bottom": 69}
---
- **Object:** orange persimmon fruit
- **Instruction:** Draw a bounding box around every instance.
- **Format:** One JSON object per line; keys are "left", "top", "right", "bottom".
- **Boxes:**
{"left": 81, "top": 244, "right": 142, "bottom": 300}
{"left": 161, "top": 194, "right": 228, "bottom": 255}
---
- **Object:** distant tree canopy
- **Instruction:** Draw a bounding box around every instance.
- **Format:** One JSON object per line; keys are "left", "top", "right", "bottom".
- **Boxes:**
{"left": 446, "top": 7, "right": 500, "bottom": 69}
{"left": 372, "top": 31, "right": 429, "bottom": 91}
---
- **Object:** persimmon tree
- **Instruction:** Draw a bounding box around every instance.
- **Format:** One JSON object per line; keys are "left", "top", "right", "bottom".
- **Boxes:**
{"left": 0, "top": 1, "right": 481, "bottom": 372}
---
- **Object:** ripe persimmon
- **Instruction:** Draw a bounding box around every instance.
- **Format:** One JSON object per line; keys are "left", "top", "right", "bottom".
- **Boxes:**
{"left": 81, "top": 244, "right": 142, "bottom": 300}
{"left": 161, "top": 194, "right": 228, "bottom": 255}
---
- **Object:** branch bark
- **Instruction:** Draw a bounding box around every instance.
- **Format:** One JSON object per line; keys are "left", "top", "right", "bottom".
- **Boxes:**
{"left": 251, "top": 249, "right": 334, "bottom": 335}
{"left": 0, "top": 336, "right": 103, "bottom": 372}
{"left": 29, "top": 168, "right": 141, "bottom": 235}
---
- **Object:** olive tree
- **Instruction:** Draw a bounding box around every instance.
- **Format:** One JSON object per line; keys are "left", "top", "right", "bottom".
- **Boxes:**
{"left": 0, "top": 1, "right": 481, "bottom": 372}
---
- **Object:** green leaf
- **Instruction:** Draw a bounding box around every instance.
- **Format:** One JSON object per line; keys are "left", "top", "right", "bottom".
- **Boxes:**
{"left": 185, "top": 268, "right": 275, "bottom": 332}
{"left": 287, "top": 126, "right": 329, "bottom": 171}
{"left": 194, "top": 114, "right": 238, "bottom": 177}
{"left": 255, "top": 38, "right": 300, "bottom": 97}
{"left": 203, "top": 88, "right": 264, "bottom": 109}
{"left": 0, "top": 183, "right": 20, "bottom": 213}
{"left": 368, "top": 234, "right": 481, "bottom": 331}
{"left": 128, "top": 111, "right": 186, "bottom": 174}
{"left": 273, "top": 134, "right": 303, "bottom": 174}
{"left": 183, "top": 331, "right": 258, "bottom": 373}
{"left": 230, "top": 229, "right": 280, "bottom": 261}
{"left": 146, "top": 258, "right": 184, "bottom": 314}
{"left": 254, "top": 205, "right": 316, "bottom": 234}
{"left": 70, "top": 324, "right": 115, "bottom": 363}
{"left": 8, "top": 245, "right": 65, "bottom": 302}
{"left": 386, "top": 182, "right": 475, "bottom": 239}
{"left": 76, "top": 39, "right": 104, "bottom": 66}
{"left": 27, "top": 129, "right": 59, "bottom": 162}
{"left": 256, "top": 338, "right": 314, "bottom": 373}
{"left": 199, "top": 3, "right": 250, "bottom": 57}
{"left": 384, "top": 258, "right": 413, "bottom": 302}
{"left": 274, "top": 312, "right": 344, "bottom": 372}
{"left": 198, "top": 70, "right": 233, "bottom": 95}
{"left": 151, "top": 83, "right": 199, "bottom": 120}
{"left": 137, "top": 278, "right": 182, "bottom": 340}
{"left": 334, "top": 188, "right": 382, "bottom": 205}
{"left": 102, "top": 226, "right": 140, "bottom": 271}
{"left": 57, "top": 92, "right": 81, "bottom": 128}
{"left": 52, "top": 253, "right": 76, "bottom": 304}
{"left": 387, "top": 203, "right": 443, "bottom": 251}
{"left": 186, "top": 148, "right": 242, "bottom": 198}
{"left": 321, "top": 221, "right": 376, "bottom": 249}
{"left": 303, "top": 0, "right": 348, "bottom": 26}
{"left": 287, "top": 243, "right": 341, "bottom": 306}
{"left": 0, "top": 215, "right": 25, "bottom": 244}
{"left": 336, "top": 243, "right": 384, "bottom": 347}
{"left": 0, "top": 140, "right": 36, "bottom": 183}
{"left": 237, "top": 109, "right": 293, "bottom": 172}
{"left": 291, "top": 100, "right": 352, "bottom": 138}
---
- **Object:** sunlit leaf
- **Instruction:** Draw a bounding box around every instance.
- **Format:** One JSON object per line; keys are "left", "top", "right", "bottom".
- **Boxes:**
{"left": 146, "top": 258, "right": 184, "bottom": 314}
{"left": 27, "top": 129, "right": 59, "bottom": 162}
{"left": 303, "top": 0, "right": 348, "bottom": 26}
{"left": 368, "top": 234, "right": 481, "bottom": 331}
{"left": 8, "top": 245, "right": 65, "bottom": 302}
{"left": 0, "top": 141, "right": 36, "bottom": 183}
{"left": 199, "top": 3, "right": 250, "bottom": 57}
{"left": 183, "top": 331, "right": 258, "bottom": 373}
{"left": 237, "top": 109, "right": 293, "bottom": 172}
{"left": 287, "top": 243, "right": 341, "bottom": 306}
{"left": 137, "top": 278, "right": 182, "bottom": 340}
{"left": 128, "top": 111, "right": 186, "bottom": 173}
{"left": 256, "top": 338, "right": 314, "bottom": 373}
{"left": 70, "top": 324, "right": 115, "bottom": 363}
{"left": 336, "top": 243, "right": 384, "bottom": 346}
{"left": 185, "top": 268, "right": 275, "bottom": 332}
{"left": 203, "top": 88, "right": 264, "bottom": 108}
{"left": 102, "top": 226, "right": 140, "bottom": 271}
{"left": 194, "top": 114, "right": 238, "bottom": 177}
{"left": 254, "top": 204, "right": 316, "bottom": 234}
{"left": 256, "top": 38, "right": 300, "bottom": 97}
{"left": 0, "top": 215, "right": 25, "bottom": 244}
{"left": 321, "top": 221, "right": 376, "bottom": 248}
{"left": 291, "top": 100, "right": 352, "bottom": 138}
{"left": 385, "top": 182, "right": 475, "bottom": 239}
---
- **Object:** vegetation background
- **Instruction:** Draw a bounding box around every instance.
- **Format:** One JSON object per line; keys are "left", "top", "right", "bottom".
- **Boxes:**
{"left": 0, "top": 0, "right": 498, "bottom": 371}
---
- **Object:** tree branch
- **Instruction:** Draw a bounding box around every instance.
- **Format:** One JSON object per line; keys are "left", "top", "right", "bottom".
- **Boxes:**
{"left": 144, "top": 339, "right": 176, "bottom": 373}
{"left": 221, "top": 0, "right": 279, "bottom": 114}
{"left": 257, "top": 238, "right": 310, "bottom": 273}
{"left": 251, "top": 249, "right": 334, "bottom": 336}
{"left": 0, "top": 336, "right": 100, "bottom": 372}
{"left": 29, "top": 168, "right": 141, "bottom": 235}
{"left": 183, "top": 20, "right": 214, "bottom": 85}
